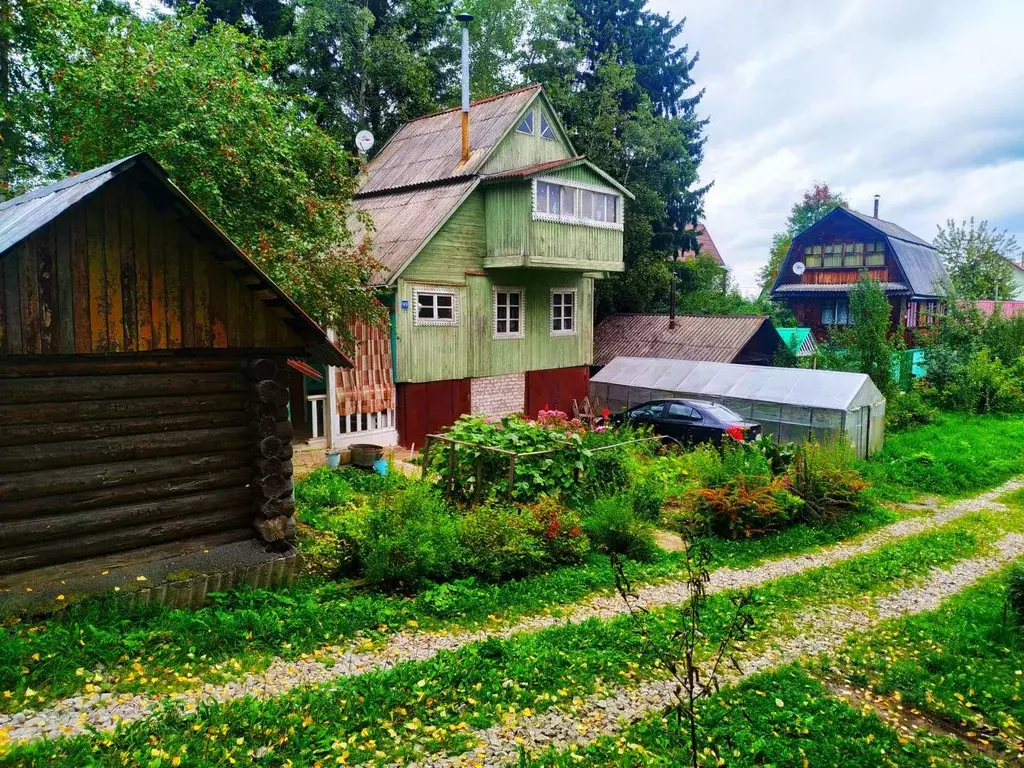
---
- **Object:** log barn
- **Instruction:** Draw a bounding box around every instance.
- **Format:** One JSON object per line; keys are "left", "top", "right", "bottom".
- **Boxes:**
{"left": 0, "top": 154, "right": 348, "bottom": 581}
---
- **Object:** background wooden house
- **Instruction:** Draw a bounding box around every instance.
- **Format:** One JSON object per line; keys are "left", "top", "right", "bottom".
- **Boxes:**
{"left": 0, "top": 154, "right": 347, "bottom": 580}
{"left": 336, "top": 84, "right": 633, "bottom": 449}
{"left": 769, "top": 205, "right": 948, "bottom": 340}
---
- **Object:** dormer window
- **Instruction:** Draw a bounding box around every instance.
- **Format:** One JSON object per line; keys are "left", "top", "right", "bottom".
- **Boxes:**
{"left": 516, "top": 111, "right": 534, "bottom": 135}
{"left": 539, "top": 114, "right": 555, "bottom": 140}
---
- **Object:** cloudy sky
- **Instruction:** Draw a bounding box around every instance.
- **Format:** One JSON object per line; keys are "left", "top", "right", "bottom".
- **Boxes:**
{"left": 648, "top": 0, "right": 1024, "bottom": 296}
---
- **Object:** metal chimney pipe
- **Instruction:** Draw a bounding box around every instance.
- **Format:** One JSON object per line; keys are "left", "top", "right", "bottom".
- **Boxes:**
{"left": 457, "top": 13, "right": 473, "bottom": 163}
{"left": 873, "top": 194, "right": 880, "bottom": 218}
{"left": 668, "top": 269, "right": 677, "bottom": 330}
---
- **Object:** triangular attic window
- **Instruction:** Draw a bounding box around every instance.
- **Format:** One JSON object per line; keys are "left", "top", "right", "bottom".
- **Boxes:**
{"left": 540, "top": 114, "right": 555, "bottom": 140}
{"left": 516, "top": 111, "right": 534, "bottom": 135}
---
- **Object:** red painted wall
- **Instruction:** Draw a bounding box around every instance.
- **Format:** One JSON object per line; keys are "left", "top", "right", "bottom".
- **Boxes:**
{"left": 525, "top": 366, "right": 590, "bottom": 418}
{"left": 395, "top": 379, "right": 471, "bottom": 449}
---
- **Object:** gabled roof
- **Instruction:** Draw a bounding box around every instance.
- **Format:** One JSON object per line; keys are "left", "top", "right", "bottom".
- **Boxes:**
{"left": 352, "top": 178, "right": 478, "bottom": 284}
{"left": 358, "top": 85, "right": 549, "bottom": 196}
{"left": 594, "top": 313, "right": 778, "bottom": 367}
{"left": 679, "top": 222, "right": 725, "bottom": 267}
{"left": 0, "top": 153, "right": 350, "bottom": 367}
{"left": 770, "top": 207, "right": 948, "bottom": 298}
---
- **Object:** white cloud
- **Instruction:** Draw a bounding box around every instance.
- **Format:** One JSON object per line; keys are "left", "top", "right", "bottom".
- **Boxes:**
{"left": 651, "top": 0, "right": 1024, "bottom": 295}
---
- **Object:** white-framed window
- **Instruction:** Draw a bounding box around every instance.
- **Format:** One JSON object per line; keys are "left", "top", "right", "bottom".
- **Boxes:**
{"left": 550, "top": 288, "right": 577, "bottom": 336}
{"left": 539, "top": 113, "right": 555, "bottom": 140}
{"left": 493, "top": 286, "right": 525, "bottom": 339}
{"left": 515, "top": 110, "right": 534, "bottom": 135}
{"left": 532, "top": 177, "right": 623, "bottom": 231}
{"left": 822, "top": 300, "right": 850, "bottom": 326}
{"left": 412, "top": 285, "right": 459, "bottom": 327}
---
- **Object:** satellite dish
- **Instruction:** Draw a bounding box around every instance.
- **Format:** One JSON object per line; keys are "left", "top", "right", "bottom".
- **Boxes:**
{"left": 792, "top": 261, "right": 806, "bottom": 276}
{"left": 355, "top": 130, "right": 375, "bottom": 153}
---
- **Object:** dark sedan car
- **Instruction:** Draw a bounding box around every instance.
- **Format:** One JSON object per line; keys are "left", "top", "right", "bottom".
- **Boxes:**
{"left": 615, "top": 398, "right": 761, "bottom": 446}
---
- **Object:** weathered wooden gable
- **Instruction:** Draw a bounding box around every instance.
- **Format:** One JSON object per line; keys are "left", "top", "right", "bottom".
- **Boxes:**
{"left": 0, "top": 169, "right": 305, "bottom": 358}
{"left": 481, "top": 93, "right": 576, "bottom": 176}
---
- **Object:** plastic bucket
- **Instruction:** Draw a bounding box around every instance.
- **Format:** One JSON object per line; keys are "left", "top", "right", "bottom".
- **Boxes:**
{"left": 325, "top": 451, "right": 341, "bottom": 469}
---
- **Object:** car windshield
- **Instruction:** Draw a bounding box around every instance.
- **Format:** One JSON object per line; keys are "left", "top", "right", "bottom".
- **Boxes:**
{"left": 699, "top": 403, "right": 743, "bottom": 422}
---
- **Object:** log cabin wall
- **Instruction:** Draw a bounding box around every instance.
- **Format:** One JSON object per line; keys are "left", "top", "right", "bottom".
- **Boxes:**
{"left": 0, "top": 164, "right": 314, "bottom": 576}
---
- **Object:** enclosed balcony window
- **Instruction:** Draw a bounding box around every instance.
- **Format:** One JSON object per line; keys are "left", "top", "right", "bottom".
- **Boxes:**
{"left": 533, "top": 178, "right": 623, "bottom": 230}
{"left": 536, "top": 181, "right": 574, "bottom": 217}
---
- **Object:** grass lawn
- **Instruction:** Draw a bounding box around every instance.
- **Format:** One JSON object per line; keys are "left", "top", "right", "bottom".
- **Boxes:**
{"left": 1, "top": 517, "right": 997, "bottom": 766}
{"left": 862, "top": 413, "right": 1024, "bottom": 501}
{"left": 822, "top": 567, "right": 1024, "bottom": 752}
{"left": 524, "top": 667, "right": 987, "bottom": 767}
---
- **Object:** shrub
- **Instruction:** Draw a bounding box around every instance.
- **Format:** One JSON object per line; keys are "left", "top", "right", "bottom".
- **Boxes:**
{"left": 628, "top": 473, "right": 665, "bottom": 522}
{"left": 296, "top": 507, "right": 366, "bottom": 578}
{"left": 684, "top": 476, "right": 803, "bottom": 539}
{"left": 520, "top": 496, "right": 590, "bottom": 566}
{"left": 1009, "top": 566, "right": 1024, "bottom": 624}
{"left": 745, "top": 434, "right": 796, "bottom": 476}
{"left": 360, "top": 484, "right": 464, "bottom": 589}
{"left": 458, "top": 504, "right": 549, "bottom": 581}
{"left": 885, "top": 387, "right": 939, "bottom": 431}
{"left": 788, "top": 442, "right": 869, "bottom": 525}
{"left": 583, "top": 495, "right": 658, "bottom": 562}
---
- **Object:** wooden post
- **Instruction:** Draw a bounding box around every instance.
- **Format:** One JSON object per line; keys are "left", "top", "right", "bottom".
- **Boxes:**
{"left": 474, "top": 454, "right": 484, "bottom": 502}
{"left": 507, "top": 454, "right": 516, "bottom": 502}
{"left": 446, "top": 440, "right": 456, "bottom": 499}
{"left": 421, "top": 435, "right": 432, "bottom": 480}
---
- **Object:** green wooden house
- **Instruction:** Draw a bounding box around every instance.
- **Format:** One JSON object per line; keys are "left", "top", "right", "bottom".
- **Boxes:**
{"left": 332, "top": 85, "right": 632, "bottom": 449}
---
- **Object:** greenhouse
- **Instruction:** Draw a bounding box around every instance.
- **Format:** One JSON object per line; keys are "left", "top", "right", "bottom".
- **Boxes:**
{"left": 590, "top": 357, "right": 886, "bottom": 458}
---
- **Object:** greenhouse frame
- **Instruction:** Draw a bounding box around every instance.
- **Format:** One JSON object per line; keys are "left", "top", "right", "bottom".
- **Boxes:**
{"left": 590, "top": 357, "right": 886, "bottom": 458}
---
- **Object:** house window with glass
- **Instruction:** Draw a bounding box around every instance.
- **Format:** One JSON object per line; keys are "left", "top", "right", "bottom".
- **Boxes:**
{"left": 550, "top": 289, "right": 576, "bottom": 336}
{"left": 579, "top": 189, "right": 618, "bottom": 224}
{"left": 803, "top": 241, "right": 886, "bottom": 268}
{"left": 493, "top": 287, "right": 524, "bottom": 338}
{"left": 412, "top": 287, "right": 458, "bottom": 326}
{"left": 536, "top": 181, "right": 575, "bottom": 217}
{"left": 539, "top": 114, "right": 555, "bottom": 140}
{"left": 515, "top": 111, "right": 534, "bottom": 135}
{"left": 822, "top": 300, "right": 850, "bottom": 326}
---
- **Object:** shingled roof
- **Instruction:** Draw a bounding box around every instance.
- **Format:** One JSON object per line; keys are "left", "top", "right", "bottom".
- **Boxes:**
{"left": 358, "top": 86, "right": 543, "bottom": 196}
{"left": 594, "top": 314, "right": 780, "bottom": 367}
{"left": 679, "top": 223, "right": 725, "bottom": 267}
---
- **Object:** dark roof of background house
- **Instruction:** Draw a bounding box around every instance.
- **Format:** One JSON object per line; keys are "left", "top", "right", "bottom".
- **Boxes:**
{"left": 679, "top": 222, "right": 725, "bottom": 267}
{"left": 594, "top": 313, "right": 777, "bottom": 367}
{"left": 357, "top": 86, "right": 542, "bottom": 195}
{"left": 770, "top": 207, "right": 948, "bottom": 298}
{"left": 0, "top": 153, "right": 350, "bottom": 367}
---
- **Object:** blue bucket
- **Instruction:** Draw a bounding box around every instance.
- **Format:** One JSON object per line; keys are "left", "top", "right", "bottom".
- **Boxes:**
{"left": 372, "top": 458, "right": 388, "bottom": 476}
{"left": 326, "top": 452, "right": 341, "bottom": 469}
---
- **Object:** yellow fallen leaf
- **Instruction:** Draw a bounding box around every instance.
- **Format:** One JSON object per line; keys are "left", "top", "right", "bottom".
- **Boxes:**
{"left": 136, "top": 576, "right": 148, "bottom": 582}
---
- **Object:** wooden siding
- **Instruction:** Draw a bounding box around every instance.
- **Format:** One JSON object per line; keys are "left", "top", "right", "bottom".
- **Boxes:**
{"left": 400, "top": 190, "right": 486, "bottom": 284}
{"left": 775, "top": 215, "right": 903, "bottom": 290}
{"left": 483, "top": 183, "right": 623, "bottom": 270}
{"left": 394, "top": 271, "right": 593, "bottom": 383}
{"left": 0, "top": 176, "right": 304, "bottom": 358}
{"left": 481, "top": 100, "right": 573, "bottom": 175}
{"left": 0, "top": 356, "right": 258, "bottom": 574}
{"left": 797, "top": 268, "right": 890, "bottom": 285}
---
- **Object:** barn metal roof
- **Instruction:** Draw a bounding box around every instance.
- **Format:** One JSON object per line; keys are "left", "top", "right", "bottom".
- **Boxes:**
{"left": 0, "top": 153, "right": 351, "bottom": 367}
{"left": 593, "top": 314, "right": 776, "bottom": 367}
{"left": 592, "top": 357, "right": 885, "bottom": 411}
{"left": 358, "top": 85, "right": 544, "bottom": 195}
{"left": 352, "top": 178, "right": 479, "bottom": 284}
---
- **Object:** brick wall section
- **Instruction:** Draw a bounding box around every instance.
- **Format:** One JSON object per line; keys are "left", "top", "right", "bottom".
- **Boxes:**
{"left": 470, "top": 372, "right": 525, "bottom": 418}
